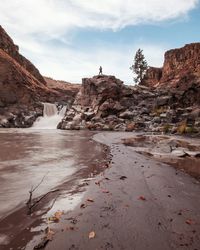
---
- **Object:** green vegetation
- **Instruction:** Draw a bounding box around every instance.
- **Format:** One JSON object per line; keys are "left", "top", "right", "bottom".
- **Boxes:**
{"left": 177, "top": 121, "right": 198, "bottom": 134}
{"left": 153, "top": 106, "right": 167, "bottom": 116}
{"left": 130, "top": 48, "right": 148, "bottom": 84}
{"left": 162, "top": 124, "right": 172, "bottom": 133}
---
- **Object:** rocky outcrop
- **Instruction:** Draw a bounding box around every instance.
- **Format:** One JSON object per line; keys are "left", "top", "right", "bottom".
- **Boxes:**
{"left": 138, "top": 43, "right": 200, "bottom": 134}
{"left": 141, "top": 67, "right": 162, "bottom": 87}
{"left": 59, "top": 74, "right": 200, "bottom": 135}
{"left": 161, "top": 43, "right": 200, "bottom": 87}
{"left": 142, "top": 43, "right": 200, "bottom": 90}
{"left": 59, "top": 75, "right": 156, "bottom": 131}
{"left": 75, "top": 75, "right": 125, "bottom": 108}
{"left": 0, "top": 25, "right": 46, "bottom": 84}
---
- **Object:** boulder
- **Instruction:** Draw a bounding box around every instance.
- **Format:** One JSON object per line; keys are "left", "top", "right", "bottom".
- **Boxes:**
{"left": 119, "top": 110, "right": 134, "bottom": 119}
{"left": 156, "top": 96, "right": 171, "bottom": 106}
{"left": 60, "top": 75, "right": 136, "bottom": 130}
{"left": 141, "top": 67, "right": 162, "bottom": 87}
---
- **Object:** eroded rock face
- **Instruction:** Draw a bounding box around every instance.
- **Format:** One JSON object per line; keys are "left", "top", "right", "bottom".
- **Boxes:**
{"left": 141, "top": 67, "right": 162, "bottom": 87}
{"left": 138, "top": 43, "right": 200, "bottom": 129}
{"left": 142, "top": 43, "right": 200, "bottom": 90}
{"left": 0, "top": 25, "right": 46, "bottom": 84}
{"left": 161, "top": 43, "right": 200, "bottom": 86}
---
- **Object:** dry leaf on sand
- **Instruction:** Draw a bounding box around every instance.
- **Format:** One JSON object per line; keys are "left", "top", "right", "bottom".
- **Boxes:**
{"left": 89, "top": 231, "right": 96, "bottom": 239}
{"left": 138, "top": 196, "right": 146, "bottom": 201}
{"left": 80, "top": 203, "right": 86, "bottom": 208}
{"left": 185, "top": 219, "right": 194, "bottom": 225}
{"left": 48, "top": 210, "right": 63, "bottom": 222}
{"left": 102, "top": 190, "right": 110, "bottom": 194}
{"left": 87, "top": 198, "right": 94, "bottom": 202}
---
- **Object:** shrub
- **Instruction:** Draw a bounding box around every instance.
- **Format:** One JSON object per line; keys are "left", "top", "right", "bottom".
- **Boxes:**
{"left": 162, "top": 124, "right": 172, "bottom": 133}
{"left": 154, "top": 107, "right": 167, "bottom": 116}
{"left": 177, "top": 122, "right": 187, "bottom": 134}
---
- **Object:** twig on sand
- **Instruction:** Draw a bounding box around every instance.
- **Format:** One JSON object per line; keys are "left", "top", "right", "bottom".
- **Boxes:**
{"left": 27, "top": 189, "right": 60, "bottom": 214}
{"left": 26, "top": 172, "right": 49, "bottom": 214}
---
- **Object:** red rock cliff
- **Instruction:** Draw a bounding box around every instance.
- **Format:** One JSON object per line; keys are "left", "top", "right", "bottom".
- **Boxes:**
{"left": 161, "top": 43, "right": 200, "bottom": 86}
{"left": 142, "top": 43, "right": 200, "bottom": 88}
{"left": 141, "top": 67, "right": 162, "bottom": 87}
{"left": 0, "top": 25, "right": 46, "bottom": 84}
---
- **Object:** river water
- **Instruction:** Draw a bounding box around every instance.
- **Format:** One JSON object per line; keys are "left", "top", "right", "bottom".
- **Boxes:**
{"left": 0, "top": 129, "right": 106, "bottom": 220}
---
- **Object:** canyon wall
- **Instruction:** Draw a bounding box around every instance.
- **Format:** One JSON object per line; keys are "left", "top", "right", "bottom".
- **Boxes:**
{"left": 0, "top": 25, "right": 46, "bottom": 84}
{"left": 142, "top": 43, "right": 200, "bottom": 89}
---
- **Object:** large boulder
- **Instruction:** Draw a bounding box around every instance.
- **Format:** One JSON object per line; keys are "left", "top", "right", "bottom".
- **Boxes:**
{"left": 60, "top": 75, "right": 133, "bottom": 130}
{"left": 74, "top": 75, "right": 124, "bottom": 108}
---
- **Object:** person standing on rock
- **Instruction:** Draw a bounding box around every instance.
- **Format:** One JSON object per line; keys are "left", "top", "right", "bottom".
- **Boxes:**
{"left": 99, "top": 66, "right": 103, "bottom": 75}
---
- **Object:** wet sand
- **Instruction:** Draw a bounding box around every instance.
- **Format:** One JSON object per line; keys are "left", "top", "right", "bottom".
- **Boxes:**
{"left": 1, "top": 132, "right": 200, "bottom": 250}
{"left": 121, "top": 134, "right": 200, "bottom": 180}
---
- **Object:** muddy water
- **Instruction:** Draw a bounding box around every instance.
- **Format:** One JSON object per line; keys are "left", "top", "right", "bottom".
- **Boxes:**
{"left": 0, "top": 129, "right": 107, "bottom": 220}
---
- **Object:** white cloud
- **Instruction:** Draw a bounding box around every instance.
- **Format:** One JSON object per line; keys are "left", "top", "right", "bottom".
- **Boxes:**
{"left": 1, "top": 0, "right": 198, "bottom": 36}
{"left": 0, "top": 0, "right": 198, "bottom": 83}
{"left": 71, "top": 0, "right": 198, "bottom": 29}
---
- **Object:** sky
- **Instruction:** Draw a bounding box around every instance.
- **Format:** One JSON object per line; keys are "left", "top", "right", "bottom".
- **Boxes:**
{"left": 0, "top": 0, "right": 200, "bottom": 84}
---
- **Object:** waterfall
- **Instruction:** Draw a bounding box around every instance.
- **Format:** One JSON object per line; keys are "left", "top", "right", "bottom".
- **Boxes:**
{"left": 32, "top": 103, "right": 66, "bottom": 129}
{"left": 43, "top": 103, "right": 58, "bottom": 117}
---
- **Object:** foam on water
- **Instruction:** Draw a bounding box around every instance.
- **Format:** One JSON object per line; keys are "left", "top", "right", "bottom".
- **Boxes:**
{"left": 32, "top": 103, "right": 66, "bottom": 129}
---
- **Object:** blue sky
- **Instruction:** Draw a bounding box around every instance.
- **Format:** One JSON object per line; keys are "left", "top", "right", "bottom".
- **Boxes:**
{"left": 0, "top": 0, "right": 200, "bottom": 84}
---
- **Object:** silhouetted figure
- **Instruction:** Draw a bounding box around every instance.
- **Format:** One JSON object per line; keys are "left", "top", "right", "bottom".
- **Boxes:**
{"left": 99, "top": 66, "right": 103, "bottom": 75}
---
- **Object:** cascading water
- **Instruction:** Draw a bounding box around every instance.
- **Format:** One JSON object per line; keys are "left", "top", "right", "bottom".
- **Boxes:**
{"left": 32, "top": 103, "right": 66, "bottom": 129}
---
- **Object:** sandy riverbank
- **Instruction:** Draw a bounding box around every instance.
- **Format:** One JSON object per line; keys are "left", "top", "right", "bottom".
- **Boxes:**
{"left": 1, "top": 132, "right": 200, "bottom": 250}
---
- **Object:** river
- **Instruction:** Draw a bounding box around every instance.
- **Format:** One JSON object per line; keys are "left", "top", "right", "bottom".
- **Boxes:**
{"left": 0, "top": 129, "right": 107, "bottom": 221}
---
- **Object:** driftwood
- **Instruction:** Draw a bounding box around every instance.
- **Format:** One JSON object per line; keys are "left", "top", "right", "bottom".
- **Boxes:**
{"left": 26, "top": 173, "right": 59, "bottom": 214}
